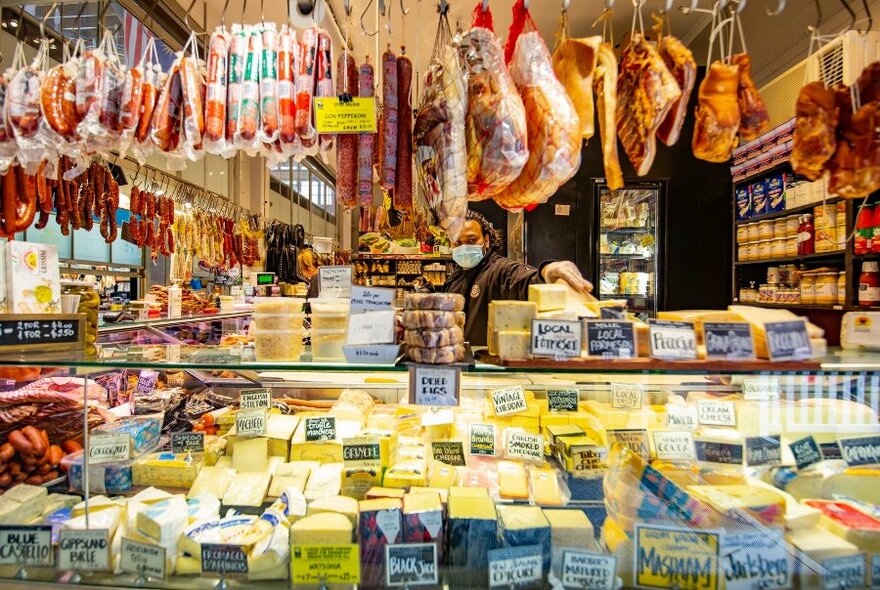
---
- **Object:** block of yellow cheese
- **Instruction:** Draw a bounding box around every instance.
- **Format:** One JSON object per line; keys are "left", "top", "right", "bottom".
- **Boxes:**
{"left": 529, "top": 284, "right": 567, "bottom": 311}
{"left": 498, "top": 461, "right": 529, "bottom": 500}
{"left": 232, "top": 437, "right": 269, "bottom": 473}
{"left": 804, "top": 499, "right": 880, "bottom": 553}
{"left": 488, "top": 301, "right": 538, "bottom": 356}
{"left": 497, "top": 331, "right": 531, "bottom": 361}
{"left": 544, "top": 508, "right": 598, "bottom": 578}
{"left": 307, "top": 495, "right": 359, "bottom": 527}
{"left": 290, "top": 512, "right": 353, "bottom": 545}
{"left": 687, "top": 485, "right": 786, "bottom": 527}
{"left": 529, "top": 466, "right": 565, "bottom": 506}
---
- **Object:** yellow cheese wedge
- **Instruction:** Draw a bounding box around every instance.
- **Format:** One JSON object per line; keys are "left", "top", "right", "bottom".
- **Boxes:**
{"left": 498, "top": 461, "right": 529, "bottom": 500}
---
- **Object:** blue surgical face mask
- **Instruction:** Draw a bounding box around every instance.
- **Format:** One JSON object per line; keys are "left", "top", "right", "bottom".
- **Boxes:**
{"left": 453, "top": 244, "right": 485, "bottom": 269}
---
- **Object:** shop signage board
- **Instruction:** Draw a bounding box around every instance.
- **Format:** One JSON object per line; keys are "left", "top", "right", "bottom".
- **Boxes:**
{"left": 697, "top": 400, "right": 737, "bottom": 427}
{"left": 745, "top": 435, "right": 782, "bottom": 467}
{"left": 652, "top": 430, "right": 696, "bottom": 461}
{"left": 560, "top": 550, "right": 617, "bottom": 590}
{"left": 702, "top": 322, "right": 755, "bottom": 360}
{"left": 200, "top": 544, "right": 248, "bottom": 576}
{"left": 171, "top": 432, "right": 205, "bottom": 454}
{"left": 469, "top": 423, "right": 496, "bottom": 456}
{"left": 0, "top": 525, "right": 52, "bottom": 567}
{"left": 648, "top": 320, "right": 698, "bottom": 360}
{"left": 789, "top": 436, "right": 823, "bottom": 470}
{"left": 491, "top": 385, "right": 528, "bottom": 416}
{"left": 347, "top": 310, "right": 396, "bottom": 345}
{"left": 505, "top": 431, "right": 544, "bottom": 463}
{"left": 318, "top": 266, "right": 353, "bottom": 298}
{"left": 837, "top": 435, "right": 880, "bottom": 466}
{"left": 584, "top": 320, "right": 635, "bottom": 358}
{"left": 634, "top": 524, "right": 721, "bottom": 590}
{"left": 304, "top": 416, "right": 337, "bottom": 442}
{"left": 0, "top": 314, "right": 83, "bottom": 352}
{"left": 694, "top": 439, "right": 744, "bottom": 465}
{"left": 822, "top": 555, "right": 866, "bottom": 590}
{"left": 764, "top": 320, "right": 812, "bottom": 361}
{"left": 548, "top": 388, "right": 579, "bottom": 412}
{"left": 385, "top": 543, "right": 438, "bottom": 587}
{"left": 314, "top": 97, "right": 378, "bottom": 133}
{"left": 409, "top": 365, "right": 460, "bottom": 407}
{"left": 58, "top": 529, "right": 112, "bottom": 572}
{"left": 530, "top": 319, "right": 582, "bottom": 358}
{"left": 431, "top": 441, "right": 466, "bottom": 466}
{"left": 120, "top": 537, "right": 166, "bottom": 580}
{"left": 239, "top": 388, "right": 272, "bottom": 410}
{"left": 722, "top": 530, "right": 792, "bottom": 590}
{"left": 291, "top": 544, "right": 360, "bottom": 585}
{"left": 488, "top": 545, "right": 543, "bottom": 589}
{"left": 89, "top": 433, "right": 130, "bottom": 464}
{"left": 611, "top": 383, "right": 643, "bottom": 409}
{"left": 235, "top": 409, "right": 266, "bottom": 437}
{"left": 350, "top": 286, "right": 394, "bottom": 312}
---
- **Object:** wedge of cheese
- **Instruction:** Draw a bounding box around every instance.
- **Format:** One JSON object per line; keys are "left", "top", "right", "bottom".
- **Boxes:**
{"left": 529, "top": 284, "right": 567, "bottom": 311}
{"left": 544, "top": 509, "right": 598, "bottom": 578}
{"left": 786, "top": 525, "right": 859, "bottom": 561}
{"left": 306, "top": 495, "right": 359, "bottom": 527}
{"left": 290, "top": 512, "right": 353, "bottom": 544}
{"left": 687, "top": 485, "right": 786, "bottom": 527}
{"left": 804, "top": 499, "right": 880, "bottom": 552}
{"left": 498, "top": 461, "right": 529, "bottom": 500}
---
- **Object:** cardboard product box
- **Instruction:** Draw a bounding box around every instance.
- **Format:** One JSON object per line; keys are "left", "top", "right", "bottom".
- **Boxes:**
{"left": 766, "top": 174, "right": 788, "bottom": 214}
{"left": 750, "top": 181, "right": 769, "bottom": 217}
{"left": 735, "top": 186, "right": 751, "bottom": 221}
{"left": 6, "top": 242, "right": 60, "bottom": 314}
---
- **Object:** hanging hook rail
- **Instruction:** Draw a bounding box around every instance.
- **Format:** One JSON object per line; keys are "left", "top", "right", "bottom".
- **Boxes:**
{"left": 361, "top": 0, "right": 379, "bottom": 36}
{"left": 766, "top": 0, "right": 786, "bottom": 16}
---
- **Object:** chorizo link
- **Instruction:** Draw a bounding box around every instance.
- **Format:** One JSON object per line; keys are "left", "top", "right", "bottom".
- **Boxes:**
{"left": 394, "top": 54, "right": 413, "bottom": 208}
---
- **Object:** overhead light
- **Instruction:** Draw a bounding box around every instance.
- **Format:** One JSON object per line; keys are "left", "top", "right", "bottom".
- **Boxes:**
{"left": 8, "top": 18, "right": 18, "bottom": 28}
{"left": 184, "top": 202, "right": 193, "bottom": 209}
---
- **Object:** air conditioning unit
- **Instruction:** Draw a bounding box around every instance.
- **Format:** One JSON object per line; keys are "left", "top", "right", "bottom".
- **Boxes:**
{"left": 760, "top": 30, "right": 880, "bottom": 129}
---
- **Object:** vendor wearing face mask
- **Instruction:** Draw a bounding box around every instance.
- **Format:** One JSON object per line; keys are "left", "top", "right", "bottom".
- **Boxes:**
{"left": 443, "top": 210, "right": 593, "bottom": 346}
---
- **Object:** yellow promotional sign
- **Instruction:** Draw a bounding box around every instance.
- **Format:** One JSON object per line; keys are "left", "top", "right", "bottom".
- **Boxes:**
{"left": 291, "top": 544, "right": 360, "bottom": 585}
{"left": 635, "top": 524, "right": 721, "bottom": 590}
{"left": 314, "top": 98, "right": 377, "bottom": 133}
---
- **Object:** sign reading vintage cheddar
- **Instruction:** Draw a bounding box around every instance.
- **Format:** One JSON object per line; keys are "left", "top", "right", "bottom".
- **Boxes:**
{"left": 634, "top": 524, "right": 721, "bottom": 590}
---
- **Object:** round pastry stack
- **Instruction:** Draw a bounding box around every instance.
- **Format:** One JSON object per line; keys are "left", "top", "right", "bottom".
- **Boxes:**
{"left": 402, "top": 293, "right": 467, "bottom": 364}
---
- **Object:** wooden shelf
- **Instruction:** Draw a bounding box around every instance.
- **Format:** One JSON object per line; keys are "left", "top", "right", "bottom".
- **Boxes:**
{"left": 735, "top": 196, "right": 844, "bottom": 225}
{"left": 853, "top": 252, "right": 880, "bottom": 260}
{"left": 735, "top": 251, "right": 846, "bottom": 266}
{"left": 743, "top": 302, "right": 845, "bottom": 312}
{"left": 481, "top": 354, "right": 822, "bottom": 373}
{"left": 733, "top": 159, "right": 792, "bottom": 187}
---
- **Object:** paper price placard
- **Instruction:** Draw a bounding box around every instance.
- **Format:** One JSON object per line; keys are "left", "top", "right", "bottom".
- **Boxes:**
{"left": 822, "top": 554, "right": 866, "bottom": 590}
{"left": 347, "top": 310, "right": 396, "bottom": 345}
{"left": 409, "top": 365, "right": 460, "bottom": 407}
{"left": 235, "top": 408, "right": 266, "bottom": 437}
{"left": 652, "top": 431, "right": 695, "bottom": 461}
{"left": 606, "top": 429, "right": 651, "bottom": 461}
{"left": 666, "top": 405, "right": 697, "bottom": 429}
{"left": 431, "top": 441, "right": 466, "bottom": 466}
{"left": 505, "top": 431, "right": 544, "bottom": 463}
{"left": 239, "top": 388, "right": 272, "bottom": 410}
{"left": 560, "top": 550, "right": 617, "bottom": 590}
{"left": 491, "top": 385, "right": 528, "bottom": 416}
{"left": 88, "top": 433, "right": 130, "bottom": 464}
{"left": 697, "top": 400, "right": 737, "bottom": 427}
{"left": 611, "top": 383, "right": 643, "bottom": 410}
{"left": 702, "top": 322, "right": 755, "bottom": 360}
{"left": 120, "top": 537, "right": 166, "bottom": 579}
{"left": 314, "top": 97, "right": 377, "bottom": 133}
{"left": 318, "top": 266, "right": 353, "bottom": 298}
{"left": 291, "top": 544, "right": 360, "bottom": 585}
{"left": 58, "top": 529, "right": 111, "bottom": 572}
{"left": 530, "top": 319, "right": 582, "bottom": 358}
{"left": 0, "top": 525, "right": 52, "bottom": 567}
{"left": 722, "top": 531, "right": 791, "bottom": 590}
{"left": 837, "top": 435, "right": 880, "bottom": 466}
{"left": 350, "top": 286, "right": 394, "bottom": 312}
{"left": 742, "top": 377, "right": 780, "bottom": 401}
{"left": 634, "top": 524, "right": 721, "bottom": 590}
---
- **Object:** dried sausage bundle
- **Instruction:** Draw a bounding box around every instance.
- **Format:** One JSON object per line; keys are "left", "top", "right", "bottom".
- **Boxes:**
{"left": 204, "top": 27, "right": 232, "bottom": 157}
{"left": 77, "top": 31, "right": 129, "bottom": 156}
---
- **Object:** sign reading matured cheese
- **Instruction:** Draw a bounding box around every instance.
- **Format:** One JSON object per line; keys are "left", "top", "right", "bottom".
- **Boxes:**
{"left": 488, "top": 545, "right": 543, "bottom": 589}
{"left": 764, "top": 319, "right": 812, "bottom": 361}
{"left": 634, "top": 524, "right": 721, "bottom": 590}
{"left": 235, "top": 408, "right": 266, "bottom": 437}
{"left": 548, "top": 388, "right": 579, "bottom": 412}
{"left": 58, "top": 529, "right": 112, "bottom": 572}
{"left": 239, "top": 388, "right": 272, "bottom": 410}
{"left": 702, "top": 322, "right": 755, "bottom": 360}
{"left": 560, "top": 550, "right": 617, "bottom": 590}
{"left": 318, "top": 266, "right": 353, "bottom": 298}
{"left": 491, "top": 385, "right": 528, "bottom": 416}
{"left": 837, "top": 435, "right": 880, "bottom": 466}
{"left": 88, "top": 433, "right": 130, "bottom": 464}
{"left": 385, "top": 543, "right": 438, "bottom": 586}
{"left": 789, "top": 435, "right": 823, "bottom": 470}
{"left": 652, "top": 430, "right": 696, "bottom": 461}
{"left": 409, "top": 365, "right": 460, "bottom": 407}
{"left": 722, "top": 530, "right": 792, "bottom": 590}
{"left": 120, "top": 537, "right": 166, "bottom": 579}
{"left": 584, "top": 320, "right": 635, "bottom": 358}
{"left": 648, "top": 320, "right": 698, "bottom": 360}
{"left": 530, "top": 319, "right": 582, "bottom": 358}
{"left": 611, "top": 383, "right": 643, "bottom": 409}
{"left": 697, "top": 400, "right": 737, "bottom": 427}
{"left": 822, "top": 554, "right": 866, "bottom": 590}
{"left": 505, "top": 431, "right": 544, "bottom": 463}
{"left": 291, "top": 544, "right": 360, "bottom": 584}
{"left": 0, "top": 525, "right": 52, "bottom": 566}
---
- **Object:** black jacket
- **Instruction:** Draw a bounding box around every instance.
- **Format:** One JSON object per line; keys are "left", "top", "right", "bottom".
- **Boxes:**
{"left": 443, "top": 252, "right": 548, "bottom": 346}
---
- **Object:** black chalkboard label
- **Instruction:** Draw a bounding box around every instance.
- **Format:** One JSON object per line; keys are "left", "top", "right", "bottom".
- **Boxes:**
{"left": 838, "top": 435, "right": 880, "bottom": 466}
{"left": 789, "top": 436, "right": 822, "bottom": 470}
{"left": 385, "top": 543, "right": 438, "bottom": 587}
{"left": 694, "top": 439, "right": 743, "bottom": 465}
{"left": 764, "top": 320, "right": 812, "bottom": 361}
{"left": 171, "top": 432, "right": 205, "bottom": 454}
{"left": 548, "top": 389, "right": 579, "bottom": 412}
{"left": 702, "top": 322, "right": 755, "bottom": 360}
{"left": 0, "top": 317, "right": 80, "bottom": 348}
{"left": 745, "top": 435, "right": 781, "bottom": 466}
{"left": 584, "top": 320, "right": 635, "bottom": 358}
{"left": 305, "top": 416, "right": 337, "bottom": 442}
{"left": 200, "top": 544, "right": 248, "bottom": 575}
{"left": 431, "top": 441, "right": 467, "bottom": 466}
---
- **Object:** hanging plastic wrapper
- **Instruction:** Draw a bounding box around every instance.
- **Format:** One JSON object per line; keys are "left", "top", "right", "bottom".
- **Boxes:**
{"left": 77, "top": 30, "right": 129, "bottom": 158}
{"left": 491, "top": 0, "right": 580, "bottom": 212}
{"left": 0, "top": 69, "right": 17, "bottom": 174}
{"left": 275, "top": 24, "right": 299, "bottom": 158}
{"left": 7, "top": 43, "right": 50, "bottom": 174}
{"left": 233, "top": 25, "right": 262, "bottom": 156}
{"left": 130, "top": 37, "right": 163, "bottom": 164}
{"left": 204, "top": 26, "right": 234, "bottom": 158}
{"left": 40, "top": 38, "right": 85, "bottom": 162}
{"left": 413, "top": 6, "right": 468, "bottom": 243}
{"left": 464, "top": 1, "right": 528, "bottom": 201}
{"left": 258, "top": 22, "right": 280, "bottom": 145}
{"left": 315, "top": 30, "right": 335, "bottom": 152}
{"left": 225, "top": 24, "right": 248, "bottom": 149}
{"left": 149, "top": 48, "right": 186, "bottom": 169}
{"left": 179, "top": 32, "right": 207, "bottom": 163}
{"left": 294, "top": 26, "right": 319, "bottom": 156}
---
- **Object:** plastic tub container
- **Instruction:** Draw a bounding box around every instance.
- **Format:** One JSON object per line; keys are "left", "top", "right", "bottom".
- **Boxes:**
{"left": 313, "top": 236, "right": 334, "bottom": 254}
{"left": 311, "top": 328, "right": 346, "bottom": 361}
{"left": 63, "top": 442, "right": 160, "bottom": 494}
{"left": 254, "top": 329, "right": 304, "bottom": 361}
{"left": 309, "top": 298, "right": 349, "bottom": 313}
{"left": 253, "top": 313, "right": 305, "bottom": 331}
{"left": 254, "top": 297, "right": 304, "bottom": 314}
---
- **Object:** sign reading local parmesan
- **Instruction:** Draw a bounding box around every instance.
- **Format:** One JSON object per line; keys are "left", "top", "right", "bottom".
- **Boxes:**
{"left": 0, "top": 525, "right": 52, "bottom": 567}
{"left": 385, "top": 543, "right": 438, "bottom": 586}
{"left": 745, "top": 435, "right": 782, "bottom": 467}
{"left": 88, "top": 433, "right": 130, "bottom": 464}
{"left": 764, "top": 319, "right": 812, "bottom": 361}
{"left": 652, "top": 430, "right": 696, "bottom": 461}
{"left": 561, "top": 550, "right": 617, "bottom": 590}
{"left": 488, "top": 545, "right": 543, "bottom": 589}
{"left": 291, "top": 544, "right": 360, "bottom": 584}
{"left": 530, "top": 319, "right": 582, "bottom": 358}
{"left": 491, "top": 385, "right": 528, "bottom": 416}
{"left": 548, "top": 388, "right": 579, "bottom": 412}
{"left": 120, "top": 537, "right": 166, "bottom": 579}
{"left": 584, "top": 320, "right": 635, "bottom": 358}
{"left": 235, "top": 408, "right": 266, "bottom": 437}
{"left": 611, "top": 383, "right": 643, "bottom": 409}
{"left": 838, "top": 435, "right": 880, "bottom": 466}
{"left": 702, "top": 322, "right": 755, "bottom": 360}
{"left": 239, "top": 388, "right": 272, "bottom": 410}
{"left": 58, "top": 529, "right": 111, "bottom": 572}
{"left": 648, "top": 320, "right": 698, "bottom": 360}
{"left": 634, "top": 524, "right": 721, "bottom": 590}
{"left": 505, "top": 431, "right": 544, "bottom": 463}
{"left": 409, "top": 365, "right": 460, "bottom": 407}
{"left": 305, "top": 416, "right": 337, "bottom": 442}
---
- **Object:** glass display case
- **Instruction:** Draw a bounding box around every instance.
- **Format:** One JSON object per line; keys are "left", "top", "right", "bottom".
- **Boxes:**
{"left": 0, "top": 344, "right": 878, "bottom": 590}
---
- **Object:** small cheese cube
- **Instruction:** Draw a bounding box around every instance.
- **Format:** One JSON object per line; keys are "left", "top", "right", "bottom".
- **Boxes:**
{"left": 497, "top": 331, "right": 531, "bottom": 361}
{"left": 498, "top": 461, "right": 529, "bottom": 500}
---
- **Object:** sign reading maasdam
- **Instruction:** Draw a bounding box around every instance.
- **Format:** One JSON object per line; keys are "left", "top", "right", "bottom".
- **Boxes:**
{"left": 635, "top": 524, "right": 721, "bottom": 590}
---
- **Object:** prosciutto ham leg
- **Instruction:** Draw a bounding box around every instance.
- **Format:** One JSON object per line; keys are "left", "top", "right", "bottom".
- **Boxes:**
{"left": 552, "top": 35, "right": 601, "bottom": 142}
{"left": 594, "top": 42, "right": 623, "bottom": 190}
{"left": 733, "top": 53, "right": 770, "bottom": 142}
{"left": 656, "top": 36, "right": 696, "bottom": 147}
{"left": 692, "top": 61, "right": 741, "bottom": 163}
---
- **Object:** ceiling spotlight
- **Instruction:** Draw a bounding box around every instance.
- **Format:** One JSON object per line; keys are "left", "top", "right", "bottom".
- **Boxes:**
{"left": 8, "top": 18, "right": 18, "bottom": 28}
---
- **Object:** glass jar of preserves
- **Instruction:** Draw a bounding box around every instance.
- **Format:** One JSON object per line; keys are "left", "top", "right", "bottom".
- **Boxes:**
{"left": 838, "top": 272, "right": 847, "bottom": 305}
{"left": 774, "top": 218, "right": 788, "bottom": 239}
{"left": 770, "top": 238, "right": 786, "bottom": 258}
{"left": 767, "top": 266, "right": 781, "bottom": 284}
{"left": 859, "top": 261, "right": 880, "bottom": 307}
{"left": 736, "top": 225, "right": 748, "bottom": 243}
{"left": 747, "top": 223, "right": 759, "bottom": 242}
{"left": 737, "top": 245, "right": 747, "bottom": 261}
{"left": 815, "top": 272, "right": 839, "bottom": 305}
{"left": 757, "top": 240, "right": 771, "bottom": 260}
{"left": 758, "top": 220, "right": 774, "bottom": 241}
{"left": 786, "top": 215, "right": 800, "bottom": 237}
{"left": 800, "top": 274, "right": 817, "bottom": 304}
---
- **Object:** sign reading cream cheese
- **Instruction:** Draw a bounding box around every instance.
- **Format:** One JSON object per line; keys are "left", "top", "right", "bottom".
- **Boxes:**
{"left": 560, "top": 550, "right": 617, "bottom": 590}
{"left": 488, "top": 545, "right": 543, "bottom": 589}
{"left": 409, "top": 365, "right": 460, "bottom": 407}
{"left": 318, "top": 266, "right": 353, "bottom": 298}
{"left": 88, "top": 433, "right": 130, "bottom": 464}
{"left": 634, "top": 524, "right": 721, "bottom": 590}
{"left": 291, "top": 544, "right": 360, "bottom": 584}
{"left": 505, "top": 431, "right": 544, "bottom": 463}
{"left": 385, "top": 543, "right": 438, "bottom": 587}
{"left": 652, "top": 430, "right": 695, "bottom": 461}
{"left": 235, "top": 408, "right": 266, "bottom": 437}
{"left": 530, "top": 319, "right": 582, "bottom": 358}
{"left": 648, "top": 320, "right": 698, "bottom": 361}
{"left": 611, "top": 383, "right": 643, "bottom": 409}
{"left": 239, "top": 388, "right": 272, "bottom": 410}
{"left": 58, "top": 529, "right": 111, "bottom": 572}
{"left": 121, "top": 537, "right": 166, "bottom": 579}
{"left": 0, "top": 525, "right": 52, "bottom": 567}
{"left": 350, "top": 286, "right": 394, "bottom": 312}
{"left": 491, "top": 385, "right": 528, "bottom": 416}
{"left": 697, "top": 400, "right": 737, "bottom": 427}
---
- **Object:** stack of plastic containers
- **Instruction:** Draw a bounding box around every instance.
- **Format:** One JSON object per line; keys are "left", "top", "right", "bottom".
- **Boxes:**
{"left": 309, "top": 298, "right": 349, "bottom": 361}
{"left": 252, "top": 298, "right": 305, "bottom": 361}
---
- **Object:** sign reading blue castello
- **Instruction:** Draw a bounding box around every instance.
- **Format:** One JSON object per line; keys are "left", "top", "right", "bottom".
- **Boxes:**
{"left": 789, "top": 436, "right": 823, "bottom": 470}
{"left": 530, "top": 319, "right": 582, "bottom": 358}
{"left": 648, "top": 320, "right": 698, "bottom": 361}
{"left": 0, "top": 525, "right": 53, "bottom": 566}
{"left": 385, "top": 543, "right": 437, "bottom": 587}
{"left": 695, "top": 439, "right": 744, "bottom": 465}
{"left": 745, "top": 435, "right": 781, "bottom": 467}
{"left": 764, "top": 320, "right": 812, "bottom": 361}
{"left": 702, "top": 322, "right": 755, "bottom": 360}
{"left": 584, "top": 320, "right": 635, "bottom": 358}
{"left": 838, "top": 435, "right": 880, "bottom": 466}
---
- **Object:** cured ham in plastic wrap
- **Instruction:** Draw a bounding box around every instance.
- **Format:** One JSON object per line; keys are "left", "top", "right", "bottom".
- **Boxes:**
{"left": 414, "top": 11, "right": 467, "bottom": 242}
{"left": 490, "top": 30, "right": 580, "bottom": 211}
{"left": 204, "top": 27, "right": 230, "bottom": 155}
{"left": 551, "top": 35, "right": 600, "bottom": 142}
{"left": 464, "top": 26, "right": 527, "bottom": 200}
{"left": 791, "top": 81, "right": 839, "bottom": 181}
{"left": 692, "top": 61, "right": 740, "bottom": 163}
{"left": 594, "top": 42, "right": 623, "bottom": 190}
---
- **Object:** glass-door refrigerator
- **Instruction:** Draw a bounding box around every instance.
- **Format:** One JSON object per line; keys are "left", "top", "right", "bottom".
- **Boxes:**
{"left": 593, "top": 180, "right": 665, "bottom": 319}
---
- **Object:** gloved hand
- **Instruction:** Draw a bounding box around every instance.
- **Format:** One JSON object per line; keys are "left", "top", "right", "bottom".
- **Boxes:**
{"left": 541, "top": 261, "right": 593, "bottom": 295}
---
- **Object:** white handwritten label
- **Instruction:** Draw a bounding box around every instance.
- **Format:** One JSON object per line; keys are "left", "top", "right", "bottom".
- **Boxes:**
{"left": 319, "top": 266, "right": 353, "bottom": 299}
{"left": 347, "top": 310, "right": 396, "bottom": 345}
{"left": 350, "top": 286, "right": 394, "bottom": 312}
{"left": 492, "top": 385, "right": 528, "bottom": 416}
{"left": 409, "top": 365, "right": 460, "bottom": 407}
{"left": 58, "top": 529, "right": 111, "bottom": 572}
{"left": 742, "top": 378, "right": 780, "bottom": 401}
{"left": 235, "top": 408, "right": 267, "bottom": 437}
{"left": 505, "top": 431, "right": 545, "bottom": 463}
{"left": 611, "top": 383, "right": 644, "bottom": 410}
{"left": 698, "top": 400, "right": 737, "bottom": 427}
{"left": 652, "top": 430, "right": 696, "bottom": 461}
{"left": 666, "top": 405, "right": 698, "bottom": 430}
{"left": 239, "top": 388, "right": 272, "bottom": 410}
{"left": 121, "top": 537, "right": 166, "bottom": 579}
{"left": 0, "top": 525, "right": 52, "bottom": 567}
{"left": 606, "top": 429, "right": 651, "bottom": 461}
{"left": 530, "top": 319, "right": 582, "bottom": 358}
{"left": 648, "top": 320, "right": 698, "bottom": 361}
{"left": 722, "top": 530, "right": 791, "bottom": 590}
{"left": 88, "top": 433, "right": 131, "bottom": 464}
{"left": 488, "top": 545, "right": 543, "bottom": 590}
{"left": 385, "top": 543, "right": 438, "bottom": 587}
{"left": 421, "top": 408, "right": 455, "bottom": 426}
{"left": 561, "top": 550, "right": 617, "bottom": 590}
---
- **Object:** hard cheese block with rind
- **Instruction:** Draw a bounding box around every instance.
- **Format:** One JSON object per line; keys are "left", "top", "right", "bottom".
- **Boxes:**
{"left": 496, "top": 504, "right": 552, "bottom": 573}
{"left": 529, "top": 284, "right": 568, "bottom": 311}
{"left": 447, "top": 487, "right": 499, "bottom": 587}
{"left": 358, "top": 498, "right": 403, "bottom": 590}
